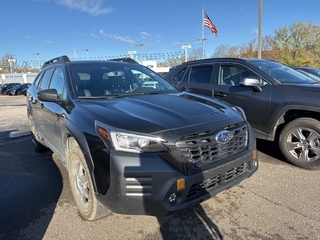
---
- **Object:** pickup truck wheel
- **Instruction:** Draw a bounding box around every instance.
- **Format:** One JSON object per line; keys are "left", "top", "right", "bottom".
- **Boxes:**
{"left": 68, "top": 146, "right": 110, "bottom": 220}
{"left": 279, "top": 118, "right": 320, "bottom": 169}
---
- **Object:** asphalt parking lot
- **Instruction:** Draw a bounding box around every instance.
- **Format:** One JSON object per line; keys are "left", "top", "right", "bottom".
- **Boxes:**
{"left": 0, "top": 95, "right": 319, "bottom": 240}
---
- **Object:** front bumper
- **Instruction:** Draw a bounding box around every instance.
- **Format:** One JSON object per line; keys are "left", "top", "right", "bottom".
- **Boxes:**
{"left": 96, "top": 149, "right": 258, "bottom": 217}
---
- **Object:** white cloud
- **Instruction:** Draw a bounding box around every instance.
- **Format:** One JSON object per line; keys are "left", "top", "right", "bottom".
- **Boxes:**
{"left": 91, "top": 34, "right": 99, "bottom": 38}
{"left": 107, "top": 34, "right": 135, "bottom": 43}
{"left": 25, "top": 35, "right": 32, "bottom": 39}
{"left": 140, "top": 32, "right": 151, "bottom": 39}
{"left": 55, "top": 0, "right": 113, "bottom": 16}
{"left": 99, "top": 29, "right": 106, "bottom": 36}
{"left": 252, "top": 28, "right": 258, "bottom": 37}
{"left": 45, "top": 40, "right": 53, "bottom": 44}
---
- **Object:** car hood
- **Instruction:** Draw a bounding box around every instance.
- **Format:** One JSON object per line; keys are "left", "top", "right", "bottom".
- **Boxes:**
{"left": 296, "top": 82, "right": 320, "bottom": 92}
{"left": 76, "top": 93, "right": 245, "bottom": 138}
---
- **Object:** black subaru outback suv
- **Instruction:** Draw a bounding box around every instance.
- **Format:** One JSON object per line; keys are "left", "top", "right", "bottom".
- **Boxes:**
{"left": 26, "top": 56, "right": 257, "bottom": 220}
{"left": 165, "top": 58, "right": 320, "bottom": 169}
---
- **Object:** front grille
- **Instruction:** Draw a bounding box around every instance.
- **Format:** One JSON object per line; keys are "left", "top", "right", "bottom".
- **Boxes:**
{"left": 186, "top": 162, "right": 248, "bottom": 201}
{"left": 175, "top": 123, "right": 248, "bottom": 168}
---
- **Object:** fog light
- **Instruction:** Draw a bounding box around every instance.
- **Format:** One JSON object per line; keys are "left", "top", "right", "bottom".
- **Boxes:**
{"left": 253, "top": 160, "right": 258, "bottom": 167}
{"left": 168, "top": 193, "right": 177, "bottom": 203}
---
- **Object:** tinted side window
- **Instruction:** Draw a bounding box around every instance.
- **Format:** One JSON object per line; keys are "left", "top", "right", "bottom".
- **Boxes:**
{"left": 172, "top": 66, "right": 188, "bottom": 82}
{"left": 189, "top": 66, "right": 213, "bottom": 84}
{"left": 38, "top": 68, "right": 54, "bottom": 90}
{"left": 49, "top": 67, "right": 66, "bottom": 99}
{"left": 219, "top": 65, "right": 256, "bottom": 86}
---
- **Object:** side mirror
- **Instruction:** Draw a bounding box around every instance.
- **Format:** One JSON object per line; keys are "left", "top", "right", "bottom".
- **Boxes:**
{"left": 239, "top": 78, "right": 262, "bottom": 92}
{"left": 37, "top": 89, "right": 58, "bottom": 102}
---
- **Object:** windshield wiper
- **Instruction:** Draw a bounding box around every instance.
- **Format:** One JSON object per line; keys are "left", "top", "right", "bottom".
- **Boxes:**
{"left": 78, "top": 95, "right": 116, "bottom": 99}
{"left": 114, "top": 91, "right": 163, "bottom": 98}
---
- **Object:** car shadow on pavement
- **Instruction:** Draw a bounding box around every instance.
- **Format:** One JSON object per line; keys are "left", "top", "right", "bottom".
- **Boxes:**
{"left": 0, "top": 137, "right": 63, "bottom": 240}
{"left": 156, "top": 204, "right": 222, "bottom": 240}
{"left": 256, "top": 139, "right": 290, "bottom": 165}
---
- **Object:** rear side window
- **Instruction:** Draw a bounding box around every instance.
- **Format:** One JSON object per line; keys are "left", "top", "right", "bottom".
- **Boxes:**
{"left": 189, "top": 66, "right": 213, "bottom": 84}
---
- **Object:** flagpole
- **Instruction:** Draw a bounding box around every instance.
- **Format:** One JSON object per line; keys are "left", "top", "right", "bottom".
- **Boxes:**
{"left": 202, "top": 8, "right": 204, "bottom": 59}
{"left": 198, "top": 7, "right": 207, "bottom": 59}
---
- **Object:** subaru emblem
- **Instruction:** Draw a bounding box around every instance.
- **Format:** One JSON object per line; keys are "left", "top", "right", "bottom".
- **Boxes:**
{"left": 215, "top": 130, "right": 233, "bottom": 144}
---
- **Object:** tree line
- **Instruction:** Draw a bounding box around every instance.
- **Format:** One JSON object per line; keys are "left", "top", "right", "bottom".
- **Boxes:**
{"left": 165, "top": 22, "right": 320, "bottom": 68}
{"left": 1, "top": 22, "right": 320, "bottom": 74}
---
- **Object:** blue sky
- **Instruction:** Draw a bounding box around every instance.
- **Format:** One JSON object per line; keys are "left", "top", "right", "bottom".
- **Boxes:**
{"left": 1, "top": 0, "right": 319, "bottom": 64}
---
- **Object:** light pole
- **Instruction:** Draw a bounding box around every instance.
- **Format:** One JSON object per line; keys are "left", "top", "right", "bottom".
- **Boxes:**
{"left": 82, "top": 48, "right": 89, "bottom": 59}
{"left": 33, "top": 53, "right": 40, "bottom": 70}
{"left": 181, "top": 45, "right": 192, "bottom": 62}
{"left": 135, "top": 44, "right": 144, "bottom": 64}
{"left": 8, "top": 58, "right": 16, "bottom": 83}
{"left": 73, "top": 49, "right": 78, "bottom": 60}
{"left": 258, "top": 0, "right": 263, "bottom": 59}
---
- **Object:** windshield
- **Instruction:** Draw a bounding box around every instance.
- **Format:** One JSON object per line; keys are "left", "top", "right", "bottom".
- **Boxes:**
{"left": 70, "top": 62, "right": 177, "bottom": 98}
{"left": 295, "top": 69, "right": 320, "bottom": 82}
{"left": 247, "top": 59, "right": 316, "bottom": 84}
{"left": 306, "top": 68, "right": 320, "bottom": 77}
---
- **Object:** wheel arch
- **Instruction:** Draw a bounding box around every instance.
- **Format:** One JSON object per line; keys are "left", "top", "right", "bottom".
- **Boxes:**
{"left": 270, "top": 105, "right": 320, "bottom": 142}
{"left": 64, "top": 124, "right": 99, "bottom": 193}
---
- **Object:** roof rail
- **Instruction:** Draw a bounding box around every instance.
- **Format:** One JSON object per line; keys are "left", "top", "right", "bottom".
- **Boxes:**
{"left": 42, "top": 55, "right": 71, "bottom": 68}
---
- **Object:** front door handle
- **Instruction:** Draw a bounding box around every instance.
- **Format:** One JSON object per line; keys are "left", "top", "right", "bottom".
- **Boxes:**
{"left": 214, "top": 92, "right": 226, "bottom": 97}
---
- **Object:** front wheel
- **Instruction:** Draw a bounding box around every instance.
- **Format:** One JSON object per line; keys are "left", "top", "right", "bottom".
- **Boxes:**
{"left": 68, "top": 146, "right": 110, "bottom": 220}
{"left": 279, "top": 118, "right": 320, "bottom": 169}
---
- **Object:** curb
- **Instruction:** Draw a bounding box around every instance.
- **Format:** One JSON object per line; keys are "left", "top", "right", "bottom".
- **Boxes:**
{"left": 9, "top": 129, "right": 31, "bottom": 138}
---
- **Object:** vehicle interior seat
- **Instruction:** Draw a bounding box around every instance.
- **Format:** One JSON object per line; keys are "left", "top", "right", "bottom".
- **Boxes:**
{"left": 221, "top": 67, "right": 235, "bottom": 86}
{"left": 74, "top": 73, "right": 92, "bottom": 97}
{"left": 105, "top": 75, "right": 131, "bottom": 94}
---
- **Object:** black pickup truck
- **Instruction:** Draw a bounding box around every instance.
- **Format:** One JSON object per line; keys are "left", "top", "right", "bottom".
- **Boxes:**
{"left": 165, "top": 58, "right": 320, "bottom": 169}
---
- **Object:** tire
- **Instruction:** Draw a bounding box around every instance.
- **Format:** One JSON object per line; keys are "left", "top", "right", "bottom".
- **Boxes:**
{"left": 31, "top": 132, "right": 48, "bottom": 152}
{"left": 68, "top": 146, "right": 110, "bottom": 220}
{"left": 279, "top": 118, "right": 320, "bottom": 169}
{"left": 28, "top": 114, "right": 48, "bottom": 152}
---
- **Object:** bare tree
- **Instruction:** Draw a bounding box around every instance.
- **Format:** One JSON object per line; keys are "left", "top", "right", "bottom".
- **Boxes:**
{"left": 211, "top": 45, "right": 231, "bottom": 58}
{"left": 0, "top": 54, "right": 16, "bottom": 74}
{"left": 166, "top": 57, "right": 185, "bottom": 67}
{"left": 239, "top": 40, "right": 256, "bottom": 58}
{"left": 261, "top": 35, "right": 278, "bottom": 60}
{"left": 188, "top": 48, "right": 203, "bottom": 61}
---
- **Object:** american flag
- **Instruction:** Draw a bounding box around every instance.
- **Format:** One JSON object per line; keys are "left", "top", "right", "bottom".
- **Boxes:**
{"left": 204, "top": 11, "right": 218, "bottom": 36}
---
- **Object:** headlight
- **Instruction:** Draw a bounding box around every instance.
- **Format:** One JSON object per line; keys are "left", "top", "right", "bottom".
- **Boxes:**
{"left": 95, "top": 121, "right": 167, "bottom": 153}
